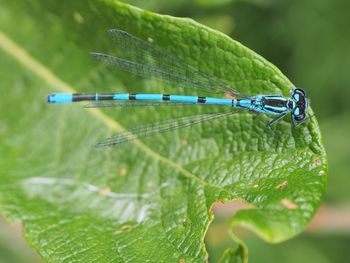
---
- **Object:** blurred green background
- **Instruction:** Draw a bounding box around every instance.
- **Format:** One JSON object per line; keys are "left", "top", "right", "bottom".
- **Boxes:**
{"left": 1, "top": 0, "right": 349, "bottom": 262}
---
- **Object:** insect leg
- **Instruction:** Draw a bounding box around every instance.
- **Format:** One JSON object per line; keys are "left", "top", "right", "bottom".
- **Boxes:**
{"left": 267, "top": 112, "right": 288, "bottom": 128}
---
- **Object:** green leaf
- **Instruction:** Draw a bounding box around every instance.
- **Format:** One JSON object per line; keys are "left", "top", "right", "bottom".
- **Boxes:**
{"left": 0, "top": 0, "right": 327, "bottom": 262}
{"left": 220, "top": 246, "right": 245, "bottom": 263}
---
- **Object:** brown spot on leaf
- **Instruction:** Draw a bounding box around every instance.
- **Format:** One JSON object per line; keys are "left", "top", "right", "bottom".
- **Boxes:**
{"left": 315, "top": 158, "right": 322, "bottom": 166}
{"left": 276, "top": 180, "right": 288, "bottom": 189}
{"left": 120, "top": 167, "right": 127, "bottom": 176}
{"left": 99, "top": 187, "right": 111, "bottom": 195}
{"left": 121, "top": 225, "right": 132, "bottom": 232}
{"left": 281, "top": 199, "right": 298, "bottom": 209}
{"left": 73, "top": 12, "right": 84, "bottom": 24}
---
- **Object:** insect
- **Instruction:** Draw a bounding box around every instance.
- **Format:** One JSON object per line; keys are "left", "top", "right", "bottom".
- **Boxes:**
{"left": 47, "top": 29, "right": 308, "bottom": 147}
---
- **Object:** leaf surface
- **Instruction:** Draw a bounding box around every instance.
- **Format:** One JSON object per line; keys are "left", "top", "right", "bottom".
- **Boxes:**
{"left": 0, "top": 0, "right": 327, "bottom": 262}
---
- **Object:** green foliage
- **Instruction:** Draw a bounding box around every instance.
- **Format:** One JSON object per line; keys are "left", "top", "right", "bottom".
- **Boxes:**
{"left": 0, "top": 0, "right": 327, "bottom": 262}
{"left": 321, "top": 113, "right": 350, "bottom": 203}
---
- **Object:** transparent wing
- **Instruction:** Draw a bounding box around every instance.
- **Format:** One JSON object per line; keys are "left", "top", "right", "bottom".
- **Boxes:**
{"left": 95, "top": 111, "right": 234, "bottom": 147}
{"left": 84, "top": 101, "right": 197, "bottom": 108}
{"left": 91, "top": 29, "right": 240, "bottom": 96}
{"left": 91, "top": 52, "right": 200, "bottom": 91}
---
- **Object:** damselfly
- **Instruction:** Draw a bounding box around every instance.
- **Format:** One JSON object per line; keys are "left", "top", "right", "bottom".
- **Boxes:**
{"left": 47, "top": 29, "right": 308, "bottom": 147}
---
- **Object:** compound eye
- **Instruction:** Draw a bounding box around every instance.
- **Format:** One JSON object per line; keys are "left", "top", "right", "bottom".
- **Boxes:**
{"left": 296, "top": 88, "right": 305, "bottom": 95}
{"left": 294, "top": 112, "right": 306, "bottom": 122}
{"left": 292, "top": 89, "right": 305, "bottom": 101}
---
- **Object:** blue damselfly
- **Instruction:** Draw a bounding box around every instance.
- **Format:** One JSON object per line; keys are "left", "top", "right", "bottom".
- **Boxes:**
{"left": 47, "top": 29, "right": 308, "bottom": 147}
